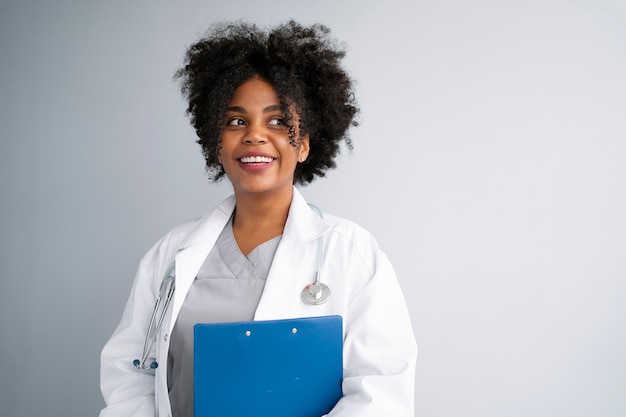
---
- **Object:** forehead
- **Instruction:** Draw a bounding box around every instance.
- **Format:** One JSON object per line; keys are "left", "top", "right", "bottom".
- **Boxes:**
{"left": 228, "top": 76, "right": 280, "bottom": 107}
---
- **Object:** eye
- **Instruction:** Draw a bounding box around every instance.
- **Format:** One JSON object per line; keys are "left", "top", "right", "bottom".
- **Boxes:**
{"left": 227, "top": 117, "right": 245, "bottom": 126}
{"left": 268, "top": 117, "right": 286, "bottom": 127}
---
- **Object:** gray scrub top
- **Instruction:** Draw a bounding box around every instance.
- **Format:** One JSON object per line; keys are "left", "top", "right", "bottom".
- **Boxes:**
{"left": 167, "top": 215, "right": 281, "bottom": 417}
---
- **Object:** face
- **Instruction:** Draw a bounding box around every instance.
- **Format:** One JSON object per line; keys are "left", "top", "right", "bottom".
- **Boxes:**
{"left": 218, "top": 76, "right": 309, "bottom": 198}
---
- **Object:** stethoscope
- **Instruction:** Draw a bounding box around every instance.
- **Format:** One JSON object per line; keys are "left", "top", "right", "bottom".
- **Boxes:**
{"left": 133, "top": 262, "right": 175, "bottom": 371}
{"left": 299, "top": 204, "right": 330, "bottom": 305}
{"left": 133, "top": 205, "right": 329, "bottom": 372}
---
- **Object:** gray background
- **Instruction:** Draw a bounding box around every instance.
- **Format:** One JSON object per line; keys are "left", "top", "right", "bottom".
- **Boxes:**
{"left": 1, "top": 0, "right": 625, "bottom": 416}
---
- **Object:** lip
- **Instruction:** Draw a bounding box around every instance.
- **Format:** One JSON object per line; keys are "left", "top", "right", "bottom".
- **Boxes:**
{"left": 236, "top": 152, "right": 276, "bottom": 173}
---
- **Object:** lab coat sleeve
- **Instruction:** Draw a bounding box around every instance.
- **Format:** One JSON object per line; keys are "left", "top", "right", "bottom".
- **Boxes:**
{"left": 99, "top": 238, "right": 169, "bottom": 417}
{"left": 329, "top": 249, "right": 417, "bottom": 417}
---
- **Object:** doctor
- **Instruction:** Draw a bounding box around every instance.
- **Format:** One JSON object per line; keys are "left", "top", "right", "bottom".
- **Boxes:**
{"left": 100, "top": 21, "right": 417, "bottom": 417}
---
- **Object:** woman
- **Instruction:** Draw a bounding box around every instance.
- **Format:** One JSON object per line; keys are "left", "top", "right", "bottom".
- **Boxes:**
{"left": 100, "top": 21, "right": 416, "bottom": 417}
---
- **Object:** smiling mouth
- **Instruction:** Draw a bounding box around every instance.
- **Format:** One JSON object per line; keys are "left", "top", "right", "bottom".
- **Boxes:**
{"left": 239, "top": 156, "right": 275, "bottom": 164}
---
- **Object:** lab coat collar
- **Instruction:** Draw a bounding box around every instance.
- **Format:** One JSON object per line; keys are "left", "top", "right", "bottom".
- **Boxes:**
{"left": 178, "top": 187, "right": 326, "bottom": 250}
{"left": 283, "top": 188, "right": 329, "bottom": 242}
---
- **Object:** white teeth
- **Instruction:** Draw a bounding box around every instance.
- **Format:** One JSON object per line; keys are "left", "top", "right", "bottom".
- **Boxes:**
{"left": 240, "top": 156, "right": 274, "bottom": 163}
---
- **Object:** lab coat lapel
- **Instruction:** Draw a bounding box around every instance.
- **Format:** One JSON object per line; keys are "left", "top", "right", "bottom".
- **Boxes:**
{"left": 168, "top": 195, "right": 235, "bottom": 332}
{"left": 254, "top": 188, "right": 328, "bottom": 320}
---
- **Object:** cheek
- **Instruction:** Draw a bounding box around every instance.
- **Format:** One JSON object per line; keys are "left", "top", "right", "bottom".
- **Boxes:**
{"left": 218, "top": 135, "right": 236, "bottom": 156}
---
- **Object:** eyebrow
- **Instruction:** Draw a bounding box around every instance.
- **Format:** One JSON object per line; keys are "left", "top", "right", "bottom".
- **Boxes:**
{"left": 226, "top": 104, "right": 283, "bottom": 114}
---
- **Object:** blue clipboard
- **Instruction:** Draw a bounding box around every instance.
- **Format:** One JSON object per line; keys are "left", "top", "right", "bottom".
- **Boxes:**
{"left": 194, "top": 315, "right": 343, "bottom": 417}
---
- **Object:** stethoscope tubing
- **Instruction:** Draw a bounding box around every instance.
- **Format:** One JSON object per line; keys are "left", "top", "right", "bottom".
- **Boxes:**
{"left": 134, "top": 263, "right": 175, "bottom": 371}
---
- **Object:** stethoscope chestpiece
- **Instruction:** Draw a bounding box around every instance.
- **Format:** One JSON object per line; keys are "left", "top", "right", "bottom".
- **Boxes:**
{"left": 301, "top": 282, "right": 330, "bottom": 305}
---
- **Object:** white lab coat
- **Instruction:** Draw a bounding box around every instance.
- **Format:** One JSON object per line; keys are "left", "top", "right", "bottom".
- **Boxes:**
{"left": 100, "top": 188, "right": 417, "bottom": 417}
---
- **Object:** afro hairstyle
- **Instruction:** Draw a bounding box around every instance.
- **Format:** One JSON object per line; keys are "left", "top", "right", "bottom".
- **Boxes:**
{"left": 175, "top": 20, "right": 359, "bottom": 184}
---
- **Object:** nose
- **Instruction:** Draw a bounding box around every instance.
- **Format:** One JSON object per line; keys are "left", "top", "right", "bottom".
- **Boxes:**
{"left": 243, "top": 123, "right": 267, "bottom": 145}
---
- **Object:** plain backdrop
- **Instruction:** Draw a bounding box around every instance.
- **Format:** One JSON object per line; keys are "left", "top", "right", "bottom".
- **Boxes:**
{"left": 1, "top": 1, "right": 625, "bottom": 416}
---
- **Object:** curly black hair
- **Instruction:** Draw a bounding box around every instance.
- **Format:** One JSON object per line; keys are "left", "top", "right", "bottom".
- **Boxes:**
{"left": 175, "top": 20, "right": 359, "bottom": 185}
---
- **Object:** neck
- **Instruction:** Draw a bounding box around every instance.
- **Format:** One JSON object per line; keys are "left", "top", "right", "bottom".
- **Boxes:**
{"left": 231, "top": 187, "right": 293, "bottom": 255}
